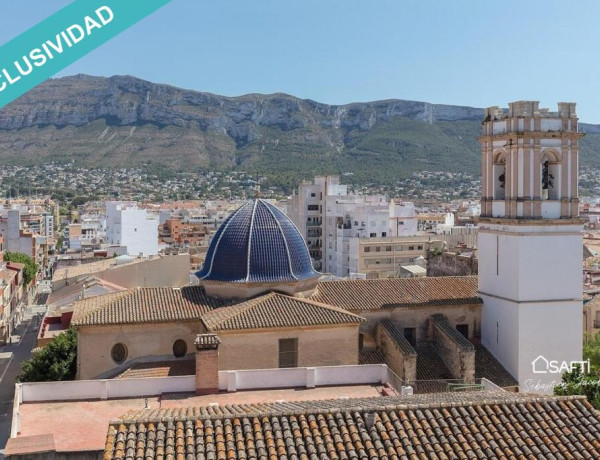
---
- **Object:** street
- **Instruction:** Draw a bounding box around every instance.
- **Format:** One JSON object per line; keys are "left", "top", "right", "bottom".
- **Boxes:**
{"left": 0, "top": 309, "right": 37, "bottom": 459}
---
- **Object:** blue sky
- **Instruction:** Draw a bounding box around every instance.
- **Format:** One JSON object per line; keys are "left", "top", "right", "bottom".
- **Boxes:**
{"left": 1, "top": 0, "right": 600, "bottom": 121}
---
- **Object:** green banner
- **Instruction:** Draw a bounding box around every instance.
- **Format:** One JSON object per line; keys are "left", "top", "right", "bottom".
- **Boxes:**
{"left": 0, "top": 0, "right": 171, "bottom": 109}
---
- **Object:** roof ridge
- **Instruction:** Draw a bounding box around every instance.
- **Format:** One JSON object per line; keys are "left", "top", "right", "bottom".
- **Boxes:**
{"left": 201, "top": 294, "right": 269, "bottom": 330}
{"left": 271, "top": 292, "right": 365, "bottom": 321}
{"left": 110, "top": 394, "right": 588, "bottom": 425}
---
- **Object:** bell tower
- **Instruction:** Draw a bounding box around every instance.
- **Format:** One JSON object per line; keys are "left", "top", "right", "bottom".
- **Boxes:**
{"left": 478, "top": 101, "right": 585, "bottom": 392}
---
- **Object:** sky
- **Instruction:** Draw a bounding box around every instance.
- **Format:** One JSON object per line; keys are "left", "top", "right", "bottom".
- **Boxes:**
{"left": 1, "top": 0, "right": 600, "bottom": 121}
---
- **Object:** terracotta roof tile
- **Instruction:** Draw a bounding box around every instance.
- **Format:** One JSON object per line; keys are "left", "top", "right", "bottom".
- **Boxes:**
{"left": 201, "top": 292, "right": 364, "bottom": 331}
{"left": 105, "top": 393, "right": 600, "bottom": 460}
{"left": 71, "top": 286, "right": 224, "bottom": 327}
{"left": 115, "top": 360, "right": 195, "bottom": 379}
{"left": 311, "top": 276, "right": 481, "bottom": 311}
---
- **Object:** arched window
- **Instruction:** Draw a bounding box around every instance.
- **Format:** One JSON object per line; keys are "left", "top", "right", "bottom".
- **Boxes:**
{"left": 172, "top": 339, "right": 188, "bottom": 358}
{"left": 493, "top": 152, "right": 506, "bottom": 200}
{"left": 111, "top": 343, "right": 127, "bottom": 364}
{"left": 541, "top": 151, "right": 560, "bottom": 200}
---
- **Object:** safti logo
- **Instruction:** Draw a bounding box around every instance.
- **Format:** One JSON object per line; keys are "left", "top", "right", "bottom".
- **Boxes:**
{"left": 531, "top": 355, "right": 591, "bottom": 374}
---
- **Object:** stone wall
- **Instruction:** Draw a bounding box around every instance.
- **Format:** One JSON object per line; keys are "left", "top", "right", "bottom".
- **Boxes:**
{"left": 431, "top": 315, "right": 475, "bottom": 381}
{"left": 358, "top": 304, "right": 481, "bottom": 344}
{"left": 375, "top": 323, "right": 416, "bottom": 381}
{"left": 427, "top": 252, "right": 478, "bottom": 277}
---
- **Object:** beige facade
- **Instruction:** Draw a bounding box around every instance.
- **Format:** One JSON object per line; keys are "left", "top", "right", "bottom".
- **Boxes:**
{"left": 77, "top": 321, "right": 359, "bottom": 379}
{"left": 216, "top": 325, "right": 359, "bottom": 370}
{"left": 77, "top": 321, "right": 202, "bottom": 380}
{"left": 352, "top": 236, "right": 429, "bottom": 277}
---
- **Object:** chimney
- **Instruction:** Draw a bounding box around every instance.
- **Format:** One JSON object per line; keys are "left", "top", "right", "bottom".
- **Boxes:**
{"left": 195, "top": 333, "right": 221, "bottom": 395}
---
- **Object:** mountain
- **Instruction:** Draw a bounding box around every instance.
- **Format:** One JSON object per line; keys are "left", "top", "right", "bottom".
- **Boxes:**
{"left": 0, "top": 74, "right": 598, "bottom": 186}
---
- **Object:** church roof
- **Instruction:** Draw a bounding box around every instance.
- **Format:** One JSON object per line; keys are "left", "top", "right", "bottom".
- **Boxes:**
{"left": 71, "top": 286, "right": 223, "bottom": 327}
{"left": 310, "top": 276, "right": 480, "bottom": 311}
{"left": 106, "top": 393, "right": 600, "bottom": 460}
{"left": 196, "top": 199, "right": 319, "bottom": 284}
{"left": 201, "top": 292, "right": 363, "bottom": 331}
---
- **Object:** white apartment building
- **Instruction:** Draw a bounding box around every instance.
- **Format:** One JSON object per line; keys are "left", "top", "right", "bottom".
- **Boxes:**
{"left": 106, "top": 202, "right": 159, "bottom": 257}
{"left": 289, "top": 176, "right": 420, "bottom": 276}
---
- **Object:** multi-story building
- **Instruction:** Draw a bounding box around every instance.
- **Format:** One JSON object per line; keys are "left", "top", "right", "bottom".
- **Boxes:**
{"left": 289, "top": 176, "right": 421, "bottom": 274}
{"left": 160, "top": 218, "right": 209, "bottom": 246}
{"left": 289, "top": 176, "right": 422, "bottom": 276}
{"left": 106, "top": 202, "right": 159, "bottom": 256}
{"left": 348, "top": 235, "right": 430, "bottom": 277}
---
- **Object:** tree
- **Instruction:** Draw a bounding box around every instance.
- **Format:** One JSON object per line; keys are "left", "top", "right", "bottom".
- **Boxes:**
{"left": 3, "top": 251, "right": 38, "bottom": 285}
{"left": 554, "top": 332, "right": 600, "bottom": 409}
{"left": 554, "top": 365, "right": 600, "bottom": 409}
{"left": 18, "top": 328, "right": 77, "bottom": 382}
{"left": 584, "top": 331, "right": 600, "bottom": 372}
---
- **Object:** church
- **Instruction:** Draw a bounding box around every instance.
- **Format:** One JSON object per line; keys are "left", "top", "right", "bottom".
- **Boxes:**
{"left": 71, "top": 101, "right": 583, "bottom": 393}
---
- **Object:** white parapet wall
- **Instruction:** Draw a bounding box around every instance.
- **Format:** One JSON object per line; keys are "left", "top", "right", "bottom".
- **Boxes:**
{"left": 18, "top": 364, "right": 389, "bottom": 403}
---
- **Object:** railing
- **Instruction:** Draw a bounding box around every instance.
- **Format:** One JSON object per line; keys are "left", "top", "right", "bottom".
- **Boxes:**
{"left": 403, "top": 378, "right": 489, "bottom": 394}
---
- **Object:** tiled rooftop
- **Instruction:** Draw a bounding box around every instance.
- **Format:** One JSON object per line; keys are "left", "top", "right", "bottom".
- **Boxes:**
{"left": 201, "top": 292, "right": 364, "bottom": 331}
{"left": 12, "top": 386, "right": 381, "bottom": 454}
{"left": 71, "top": 286, "right": 224, "bottom": 326}
{"left": 115, "top": 360, "right": 195, "bottom": 379}
{"left": 310, "top": 276, "right": 481, "bottom": 311}
{"left": 105, "top": 393, "right": 600, "bottom": 460}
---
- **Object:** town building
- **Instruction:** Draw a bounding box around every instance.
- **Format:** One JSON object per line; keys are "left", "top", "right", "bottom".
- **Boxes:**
{"left": 105, "top": 201, "right": 159, "bottom": 256}
{"left": 289, "top": 176, "right": 420, "bottom": 276}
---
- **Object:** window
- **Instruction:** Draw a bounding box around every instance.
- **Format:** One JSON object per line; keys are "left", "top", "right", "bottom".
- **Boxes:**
{"left": 364, "top": 247, "right": 371, "bottom": 253}
{"left": 307, "top": 205, "right": 319, "bottom": 211}
{"left": 370, "top": 221, "right": 376, "bottom": 227}
{"left": 111, "top": 343, "right": 128, "bottom": 364}
{"left": 354, "top": 221, "right": 358, "bottom": 226}
{"left": 385, "top": 246, "right": 392, "bottom": 252}
{"left": 375, "top": 247, "right": 381, "bottom": 252}
{"left": 456, "top": 324, "right": 469, "bottom": 339}
{"left": 403, "top": 327, "right": 417, "bottom": 347}
{"left": 417, "top": 245, "right": 423, "bottom": 250}
{"left": 396, "top": 245, "right": 403, "bottom": 251}
{"left": 408, "top": 246, "right": 415, "bottom": 251}
{"left": 381, "top": 232, "right": 387, "bottom": 237}
{"left": 310, "top": 193, "right": 316, "bottom": 197}
{"left": 369, "top": 233, "right": 376, "bottom": 237}
{"left": 173, "top": 339, "right": 187, "bottom": 358}
{"left": 279, "top": 338, "right": 298, "bottom": 368}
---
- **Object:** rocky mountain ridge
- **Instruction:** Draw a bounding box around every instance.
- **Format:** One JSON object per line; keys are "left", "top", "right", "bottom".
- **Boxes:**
{"left": 0, "top": 74, "right": 598, "bottom": 185}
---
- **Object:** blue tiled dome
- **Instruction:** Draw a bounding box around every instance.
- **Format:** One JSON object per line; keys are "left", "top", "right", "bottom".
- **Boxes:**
{"left": 197, "top": 199, "right": 319, "bottom": 284}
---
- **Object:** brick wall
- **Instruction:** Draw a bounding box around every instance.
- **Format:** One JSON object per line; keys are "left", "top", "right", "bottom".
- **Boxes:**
{"left": 195, "top": 349, "right": 219, "bottom": 395}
